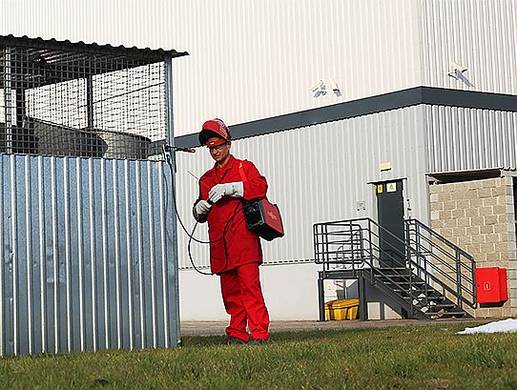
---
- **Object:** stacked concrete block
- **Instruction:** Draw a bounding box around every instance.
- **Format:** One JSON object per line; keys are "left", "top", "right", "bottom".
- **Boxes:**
{"left": 429, "top": 177, "right": 517, "bottom": 318}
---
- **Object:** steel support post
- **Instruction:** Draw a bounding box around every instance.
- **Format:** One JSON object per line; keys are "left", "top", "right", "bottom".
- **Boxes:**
{"left": 359, "top": 276, "right": 368, "bottom": 321}
{"left": 86, "top": 75, "right": 94, "bottom": 129}
{"left": 318, "top": 272, "right": 325, "bottom": 321}
{"left": 164, "top": 56, "right": 181, "bottom": 347}
{"left": 3, "top": 47, "right": 13, "bottom": 154}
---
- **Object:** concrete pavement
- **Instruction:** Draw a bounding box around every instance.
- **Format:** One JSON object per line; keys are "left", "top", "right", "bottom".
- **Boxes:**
{"left": 180, "top": 318, "right": 492, "bottom": 337}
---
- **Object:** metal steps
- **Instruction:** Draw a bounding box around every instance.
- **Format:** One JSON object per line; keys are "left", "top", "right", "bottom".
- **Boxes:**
{"left": 314, "top": 217, "right": 476, "bottom": 321}
{"left": 372, "top": 266, "right": 470, "bottom": 318}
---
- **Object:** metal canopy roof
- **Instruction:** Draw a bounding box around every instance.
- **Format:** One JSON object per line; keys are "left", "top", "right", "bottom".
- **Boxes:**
{"left": 0, "top": 34, "right": 188, "bottom": 61}
{"left": 0, "top": 34, "right": 188, "bottom": 87}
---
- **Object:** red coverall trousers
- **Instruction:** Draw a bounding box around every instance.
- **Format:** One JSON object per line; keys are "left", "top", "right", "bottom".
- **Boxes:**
{"left": 197, "top": 156, "right": 270, "bottom": 342}
{"left": 220, "top": 263, "right": 270, "bottom": 342}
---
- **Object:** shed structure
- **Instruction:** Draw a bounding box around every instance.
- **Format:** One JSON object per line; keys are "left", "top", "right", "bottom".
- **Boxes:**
{"left": 0, "top": 35, "right": 186, "bottom": 356}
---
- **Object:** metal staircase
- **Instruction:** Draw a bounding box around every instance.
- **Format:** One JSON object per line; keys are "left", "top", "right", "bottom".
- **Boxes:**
{"left": 314, "top": 218, "right": 476, "bottom": 320}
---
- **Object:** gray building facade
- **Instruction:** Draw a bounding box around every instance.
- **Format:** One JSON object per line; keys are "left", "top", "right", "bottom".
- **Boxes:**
{"left": 176, "top": 87, "right": 517, "bottom": 320}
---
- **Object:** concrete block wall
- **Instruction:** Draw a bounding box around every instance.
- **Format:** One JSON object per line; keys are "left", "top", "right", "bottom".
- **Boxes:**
{"left": 429, "top": 177, "right": 517, "bottom": 318}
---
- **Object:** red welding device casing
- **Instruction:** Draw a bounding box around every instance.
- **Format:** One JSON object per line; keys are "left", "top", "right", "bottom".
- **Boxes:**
{"left": 243, "top": 199, "right": 284, "bottom": 241}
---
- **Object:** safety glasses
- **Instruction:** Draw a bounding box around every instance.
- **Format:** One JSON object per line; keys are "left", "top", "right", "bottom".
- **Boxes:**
{"left": 207, "top": 142, "right": 229, "bottom": 152}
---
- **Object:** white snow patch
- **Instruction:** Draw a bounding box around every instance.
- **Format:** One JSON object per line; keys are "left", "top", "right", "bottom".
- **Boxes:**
{"left": 457, "top": 319, "right": 517, "bottom": 335}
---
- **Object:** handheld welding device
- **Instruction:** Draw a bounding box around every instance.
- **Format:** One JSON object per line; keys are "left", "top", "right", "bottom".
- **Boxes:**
{"left": 243, "top": 199, "right": 284, "bottom": 241}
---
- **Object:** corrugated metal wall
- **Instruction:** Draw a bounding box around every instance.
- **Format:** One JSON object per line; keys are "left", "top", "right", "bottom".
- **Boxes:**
{"left": 176, "top": 106, "right": 429, "bottom": 269}
{"left": 0, "top": 0, "right": 422, "bottom": 135}
{"left": 422, "top": 0, "right": 517, "bottom": 95}
{"left": 425, "top": 106, "right": 517, "bottom": 173}
{"left": 0, "top": 0, "right": 517, "bottom": 135}
{"left": 0, "top": 154, "right": 178, "bottom": 356}
{"left": 2, "top": 1, "right": 515, "bottom": 135}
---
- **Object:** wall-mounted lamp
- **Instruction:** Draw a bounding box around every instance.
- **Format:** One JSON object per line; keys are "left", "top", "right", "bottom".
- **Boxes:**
{"left": 448, "top": 62, "right": 468, "bottom": 80}
{"left": 311, "top": 79, "right": 341, "bottom": 98}
{"left": 311, "top": 80, "right": 327, "bottom": 98}
{"left": 448, "top": 61, "right": 474, "bottom": 87}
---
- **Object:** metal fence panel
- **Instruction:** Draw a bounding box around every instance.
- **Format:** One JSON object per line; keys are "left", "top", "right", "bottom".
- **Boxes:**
{"left": 0, "top": 154, "right": 178, "bottom": 356}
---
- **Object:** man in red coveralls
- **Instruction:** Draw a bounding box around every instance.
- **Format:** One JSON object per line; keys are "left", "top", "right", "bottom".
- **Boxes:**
{"left": 192, "top": 118, "right": 270, "bottom": 345}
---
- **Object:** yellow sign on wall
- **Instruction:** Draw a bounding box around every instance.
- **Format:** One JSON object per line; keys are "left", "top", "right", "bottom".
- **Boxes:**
{"left": 377, "top": 184, "right": 383, "bottom": 194}
{"left": 379, "top": 161, "right": 392, "bottom": 171}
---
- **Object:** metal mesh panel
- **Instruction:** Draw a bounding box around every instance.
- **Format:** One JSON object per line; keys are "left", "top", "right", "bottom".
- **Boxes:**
{"left": 1, "top": 44, "right": 165, "bottom": 159}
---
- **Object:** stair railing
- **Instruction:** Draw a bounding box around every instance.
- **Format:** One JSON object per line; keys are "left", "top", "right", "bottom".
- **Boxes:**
{"left": 405, "top": 219, "right": 477, "bottom": 309}
{"left": 314, "top": 217, "right": 477, "bottom": 316}
{"left": 313, "top": 220, "right": 366, "bottom": 275}
{"left": 314, "top": 218, "right": 427, "bottom": 315}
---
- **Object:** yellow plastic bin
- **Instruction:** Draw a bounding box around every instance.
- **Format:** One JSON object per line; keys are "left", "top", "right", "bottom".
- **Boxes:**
{"left": 324, "top": 298, "right": 359, "bottom": 321}
{"left": 324, "top": 299, "right": 338, "bottom": 320}
{"left": 346, "top": 303, "right": 359, "bottom": 320}
{"left": 324, "top": 301, "right": 332, "bottom": 320}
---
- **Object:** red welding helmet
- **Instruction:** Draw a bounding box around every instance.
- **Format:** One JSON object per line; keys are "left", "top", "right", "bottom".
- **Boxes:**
{"left": 199, "top": 118, "right": 231, "bottom": 146}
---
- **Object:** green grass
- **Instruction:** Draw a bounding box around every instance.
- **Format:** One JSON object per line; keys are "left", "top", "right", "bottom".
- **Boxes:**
{"left": 1, "top": 323, "right": 517, "bottom": 389}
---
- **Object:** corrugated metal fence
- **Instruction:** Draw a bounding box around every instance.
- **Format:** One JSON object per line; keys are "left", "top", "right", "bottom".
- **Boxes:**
{"left": 0, "top": 154, "right": 179, "bottom": 356}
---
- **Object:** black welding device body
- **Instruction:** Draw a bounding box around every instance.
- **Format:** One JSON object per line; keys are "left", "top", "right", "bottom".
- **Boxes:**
{"left": 243, "top": 198, "right": 284, "bottom": 241}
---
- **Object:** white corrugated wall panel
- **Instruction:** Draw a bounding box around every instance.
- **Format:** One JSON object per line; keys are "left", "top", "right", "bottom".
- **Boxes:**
{"left": 3, "top": 1, "right": 515, "bottom": 135}
{"left": 0, "top": 0, "right": 422, "bottom": 135}
{"left": 422, "top": 0, "right": 517, "bottom": 95}
{"left": 425, "top": 105, "right": 517, "bottom": 173}
{"left": 176, "top": 106, "right": 429, "bottom": 269}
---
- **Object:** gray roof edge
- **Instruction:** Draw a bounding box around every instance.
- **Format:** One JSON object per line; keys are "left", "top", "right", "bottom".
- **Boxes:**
{"left": 175, "top": 86, "right": 517, "bottom": 148}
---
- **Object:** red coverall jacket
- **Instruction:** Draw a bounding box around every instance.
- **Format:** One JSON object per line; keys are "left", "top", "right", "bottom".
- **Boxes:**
{"left": 197, "top": 155, "right": 268, "bottom": 274}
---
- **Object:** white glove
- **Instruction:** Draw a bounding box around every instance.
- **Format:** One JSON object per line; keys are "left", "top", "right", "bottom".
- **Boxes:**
{"left": 194, "top": 199, "right": 212, "bottom": 216}
{"left": 208, "top": 182, "right": 244, "bottom": 203}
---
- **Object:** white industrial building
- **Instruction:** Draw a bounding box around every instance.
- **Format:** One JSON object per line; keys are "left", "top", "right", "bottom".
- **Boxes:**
{"left": 1, "top": 0, "right": 516, "bottom": 331}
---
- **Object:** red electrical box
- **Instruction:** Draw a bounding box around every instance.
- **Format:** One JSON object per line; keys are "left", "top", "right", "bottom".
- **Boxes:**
{"left": 475, "top": 267, "right": 508, "bottom": 304}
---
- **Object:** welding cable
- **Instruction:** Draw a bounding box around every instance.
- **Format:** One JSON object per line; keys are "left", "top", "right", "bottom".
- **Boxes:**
{"left": 163, "top": 148, "right": 241, "bottom": 275}
{"left": 163, "top": 149, "right": 217, "bottom": 244}
{"left": 186, "top": 222, "right": 211, "bottom": 275}
{"left": 187, "top": 204, "right": 242, "bottom": 276}
{"left": 162, "top": 147, "right": 226, "bottom": 244}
